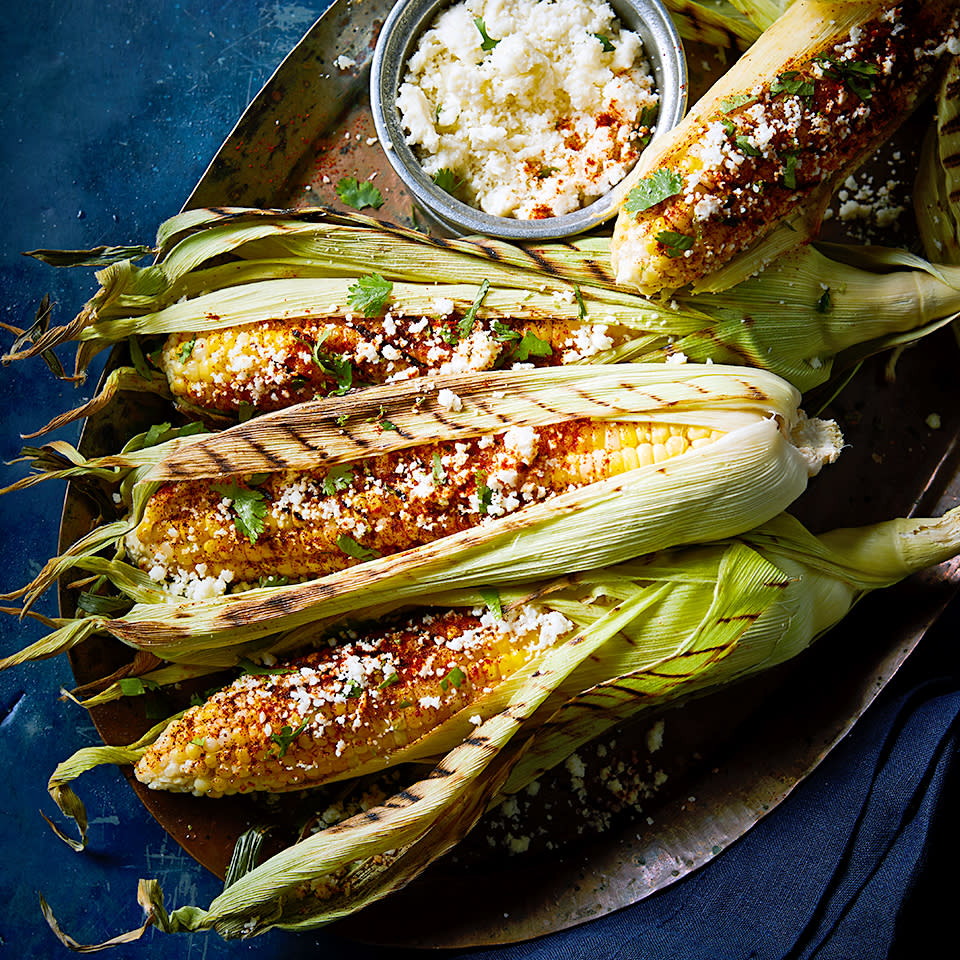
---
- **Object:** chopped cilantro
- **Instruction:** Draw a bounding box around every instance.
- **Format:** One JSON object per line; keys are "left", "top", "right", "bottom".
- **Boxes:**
{"left": 432, "top": 168, "right": 463, "bottom": 197}
{"left": 440, "top": 666, "right": 467, "bottom": 691}
{"left": 655, "top": 230, "right": 695, "bottom": 258}
{"left": 475, "top": 471, "right": 493, "bottom": 513}
{"left": 432, "top": 452, "right": 447, "bottom": 485}
{"left": 491, "top": 320, "right": 521, "bottom": 342}
{"left": 348, "top": 273, "right": 393, "bottom": 317}
{"left": 816, "top": 289, "right": 832, "bottom": 313}
{"left": 322, "top": 464, "right": 356, "bottom": 496}
{"left": 782, "top": 152, "right": 799, "bottom": 189}
{"left": 574, "top": 283, "right": 587, "bottom": 321}
{"left": 190, "top": 737, "right": 204, "bottom": 747}
{"left": 211, "top": 481, "right": 268, "bottom": 544}
{"left": 335, "top": 176, "right": 385, "bottom": 210}
{"left": 117, "top": 677, "right": 160, "bottom": 697}
{"left": 337, "top": 534, "right": 379, "bottom": 561}
{"left": 720, "top": 93, "right": 757, "bottom": 113}
{"left": 536, "top": 164, "right": 559, "bottom": 179}
{"left": 591, "top": 33, "right": 615, "bottom": 52}
{"left": 378, "top": 672, "right": 400, "bottom": 689}
{"left": 770, "top": 71, "right": 815, "bottom": 97}
{"left": 344, "top": 681, "right": 363, "bottom": 699}
{"left": 366, "top": 404, "right": 399, "bottom": 432}
{"left": 336, "top": 413, "right": 349, "bottom": 427}
{"left": 457, "top": 278, "right": 491, "bottom": 341}
{"left": 623, "top": 169, "right": 683, "bottom": 215}
{"left": 474, "top": 17, "right": 499, "bottom": 50}
{"left": 237, "top": 656, "right": 296, "bottom": 676}
{"left": 257, "top": 574, "right": 290, "bottom": 589}
{"left": 270, "top": 721, "right": 308, "bottom": 757}
{"left": 814, "top": 55, "right": 879, "bottom": 100}
{"left": 735, "top": 135, "right": 761, "bottom": 157}
{"left": 511, "top": 330, "right": 553, "bottom": 362}
{"left": 479, "top": 588, "right": 502, "bottom": 619}
{"left": 397, "top": 699, "right": 413, "bottom": 709}
{"left": 178, "top": 334, "right": 197, "bottom": 363}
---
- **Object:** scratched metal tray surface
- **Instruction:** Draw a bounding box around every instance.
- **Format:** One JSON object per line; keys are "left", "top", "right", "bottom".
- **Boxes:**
{"left": 62, "top": 0, "right": 960, "bottom": 948}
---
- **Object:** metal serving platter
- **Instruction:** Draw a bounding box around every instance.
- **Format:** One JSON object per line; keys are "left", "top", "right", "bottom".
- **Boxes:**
{"left": 62, "top": 0, "right": 960, "bottom": 948}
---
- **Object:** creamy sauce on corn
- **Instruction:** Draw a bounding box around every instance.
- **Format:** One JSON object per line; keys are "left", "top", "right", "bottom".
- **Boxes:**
{"left": 397, "top": 0, "right": 659, "bottom": 218}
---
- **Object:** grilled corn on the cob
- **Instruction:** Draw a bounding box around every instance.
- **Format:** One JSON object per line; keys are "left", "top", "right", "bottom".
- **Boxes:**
{"left": 134, "top": 603, "right": 576, "bottom": 796}
{"left": 125, "top": 418, "right": 725, "bottom": 596}
{"left": 610, "top": 0, "right": 960, "bottom": 294}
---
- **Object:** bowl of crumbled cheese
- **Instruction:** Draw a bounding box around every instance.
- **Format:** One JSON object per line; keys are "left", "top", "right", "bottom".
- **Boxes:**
{"left": 370, "top": 0, "right": 686, "bottom": 239}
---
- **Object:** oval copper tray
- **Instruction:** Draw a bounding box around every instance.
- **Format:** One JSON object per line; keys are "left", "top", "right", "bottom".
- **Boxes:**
{"left": 62, "top": 1, "right": 960, "bottom": 948}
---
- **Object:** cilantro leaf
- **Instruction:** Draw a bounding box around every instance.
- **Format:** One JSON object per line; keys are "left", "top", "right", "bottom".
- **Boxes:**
{"left": 348, "top": 273, "right": 393, "bottom": 317}
{"left": 212, "top": 481, "right": 269, "bottom": 544}
{"left": 591, "top": 33, "right": 615, "bottom": 52}
{"left": 655, "top": 230, "right": 695, "bottom": 258}
{"left": 624, "top": 169, "right": 683, "bottom": 215}
{"left": 378, "top": 672, "right": 400, "bottom": 689}
{"left": 337, "top": 534, "right": 379, "bottom": 561}
{"left": 511, "top": 330, "right": 553, "bottom": 362}
{"left": 491, "top": 320, "right": 521, "bottom": 342}
{"left": 432, "top": 168, "right": 463, "bottom": 196}
{"left": 479, "top": 588, "right": 502, "bottom": 619}
{"left": 257, "top": 575, "right": 290, "bottom": 589}
{"left": 335, "top": 176, "right": 384, "bottom": 210}
{"left": 574, "top": 283, "right": 587, "bottom": 321}
{"left": 770, "top": 71, "right": 815, "bottom": 97}
{"left": 474, "top": 17, "right": 499, "bottom": 50}
{"left": 475, "top": 471, "right": 493, "bottom": 513}
{"left": 439, "top": 666, "right": 467, "bottom": 691}
{"left": 720, "top": 93, "right": 757, "bottom": 113}
{"left": 322, "top": 464, "right": 356, "bottom": 496}
{"left": 432, "top": 452, "right": 447, "bottom": 485}
{"left": 782, "top": 152, "right": 799, "bottom": 189}
{"left": 118, "top": 677, "right": 160, "bottom": 697}
{"left": 457, "top": 278, "right": 491, "bottom": 341}
{"left": 237, "top": 656, "right": 297, "bottom": 676}
{"left": 178, "top": 334, "right": 197, "bottom": 363}
{"left": 270, "top": 721, "right": 308, "bottom": 757}
{"left": 735, "top": 135, "right": 761, "bottom": 157}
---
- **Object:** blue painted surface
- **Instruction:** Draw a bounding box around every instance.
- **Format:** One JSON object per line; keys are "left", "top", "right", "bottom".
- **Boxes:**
{"left": 1, "top": 2, "right": 957, "bottom": 957}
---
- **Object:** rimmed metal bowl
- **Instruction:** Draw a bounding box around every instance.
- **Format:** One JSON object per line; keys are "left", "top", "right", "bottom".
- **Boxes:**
{"left": 369, "top": 0, "right": 687, "bottom": 239}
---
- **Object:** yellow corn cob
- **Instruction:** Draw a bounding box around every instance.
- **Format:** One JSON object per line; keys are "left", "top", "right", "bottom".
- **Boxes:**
{"left": 161, "top": 315, "right": 597, "bottom": 415}
{"left": 134, "top": 603, "right": 573, "bottom": 796}
{"left": 125, "top": 418, "right": 724, "bottom": 594}
{"left": 610, "top": 0, "right": 960, "bottom": 294}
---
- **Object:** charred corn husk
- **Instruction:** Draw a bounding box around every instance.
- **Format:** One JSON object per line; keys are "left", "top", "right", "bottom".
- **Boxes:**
{"left": 1, "top": 364, "right": 841, "bottom": 666}
{"left": 124, "top": 418, "right": 728, "bottom": 593}
{"left": 610, "top": 0, "right": 960, "bottom": 294}
{"left": 13, "top": 207, "right": 960, "bottom": 438}
{"left": 47, "top": 505, "right": 960, "bottom": 940}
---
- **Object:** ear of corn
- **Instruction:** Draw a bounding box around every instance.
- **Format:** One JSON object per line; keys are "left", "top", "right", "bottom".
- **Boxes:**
{"left": 610, "top": 0, "right": 960, "bottom": 294}
{"left": 44, "top": 504, "right": 960, "bottom": 941}
{"left": 10, "top": 206, "right": 960, "bottom": 438}
{"left": 1, "top": 364, "right": 841, "bottom": 669}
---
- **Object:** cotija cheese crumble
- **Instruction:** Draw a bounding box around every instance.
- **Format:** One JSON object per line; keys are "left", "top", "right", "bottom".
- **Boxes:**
{"left": 396, "top": 0, "right": 659, "bottom": 218}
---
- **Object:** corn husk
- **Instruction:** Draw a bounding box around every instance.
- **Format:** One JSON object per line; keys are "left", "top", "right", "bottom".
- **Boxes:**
{"left": 1, "top": 363, "right": 841, "bottom": 669}
{"left": 42, "top": 505, "right": 960, "bottom": 944}
{"left": 11, "top": 207, "right": 960, "bottom": 436}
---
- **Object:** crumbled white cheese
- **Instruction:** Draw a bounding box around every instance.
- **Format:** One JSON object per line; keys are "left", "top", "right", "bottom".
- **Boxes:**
{"left": 397, "top": 0, "right": 659, "bottom": 219}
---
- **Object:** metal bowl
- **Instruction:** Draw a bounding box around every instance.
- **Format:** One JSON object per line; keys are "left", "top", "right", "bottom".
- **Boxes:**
{"left": 370, "top": 0, "right": 687, "bottom": 240}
